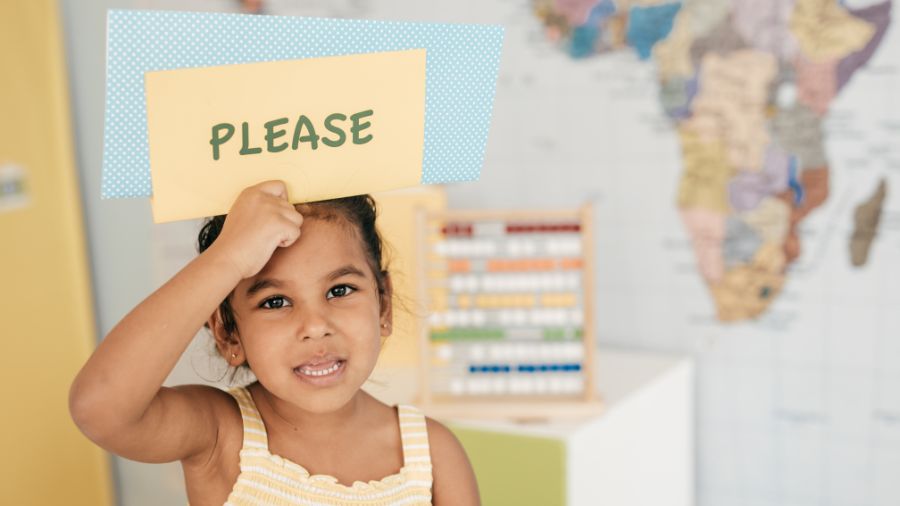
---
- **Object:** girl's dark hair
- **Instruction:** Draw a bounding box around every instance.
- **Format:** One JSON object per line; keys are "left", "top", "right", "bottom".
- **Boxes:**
{"left": 197, "top": 195, "right": 389, "bottom": 370}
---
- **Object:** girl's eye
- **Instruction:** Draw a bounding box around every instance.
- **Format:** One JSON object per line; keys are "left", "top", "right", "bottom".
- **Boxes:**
{"left": 260, "top": 296, "right": 290, "bottom": 309}
{"left": 327, "top": 285, "right": 356, "bottom": 299}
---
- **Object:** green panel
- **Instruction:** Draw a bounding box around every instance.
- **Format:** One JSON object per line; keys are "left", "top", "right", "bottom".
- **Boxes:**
{"left": 449, "top": 426, "right": 566, "bottom": 506}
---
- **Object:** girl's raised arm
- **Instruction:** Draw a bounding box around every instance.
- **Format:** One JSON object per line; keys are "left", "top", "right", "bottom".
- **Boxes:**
{"left": 68, "top": 180, "right": 302, "bottom": 465}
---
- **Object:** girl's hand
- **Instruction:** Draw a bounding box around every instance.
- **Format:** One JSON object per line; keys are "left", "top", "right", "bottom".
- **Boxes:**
{"left": 207, "top": 180, "right": 304, "bottom": 279}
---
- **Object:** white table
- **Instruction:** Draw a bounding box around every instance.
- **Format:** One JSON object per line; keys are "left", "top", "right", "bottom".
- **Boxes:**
{"left": 367, "top": 346, "right": 695, "bottom": 505}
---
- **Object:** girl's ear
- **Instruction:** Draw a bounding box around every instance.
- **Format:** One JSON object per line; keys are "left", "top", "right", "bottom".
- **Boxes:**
{"left": 209, "top": 308, "right": 244, "bottom": 367}
{"left": 379, "top": 272, "right": 393, "bottom": 337}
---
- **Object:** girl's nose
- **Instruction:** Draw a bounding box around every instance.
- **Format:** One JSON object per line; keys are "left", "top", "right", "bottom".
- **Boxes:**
{"left": 295, "top": 307, "right": 333, "bottom": 341}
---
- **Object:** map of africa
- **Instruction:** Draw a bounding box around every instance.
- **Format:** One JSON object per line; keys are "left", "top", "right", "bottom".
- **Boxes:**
{"left": 534, "top": 0, "right": 892, "bottom": 321}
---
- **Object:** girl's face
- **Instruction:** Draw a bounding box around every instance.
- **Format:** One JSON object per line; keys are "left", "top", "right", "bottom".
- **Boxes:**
{"left": 226, "top": 217, "right": 390, "bottom": 414}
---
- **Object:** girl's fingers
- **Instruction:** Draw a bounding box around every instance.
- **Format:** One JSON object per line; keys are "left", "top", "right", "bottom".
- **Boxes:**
{"left": 261, "top": 183, "right": 304, "bottom": 227}
{"left": 278, "top": 217, "right": 303, "bottom": 248}
{"left": 282, "top": 206, "right": 304, "bottom": 227}
{"left": 255, "top": 179, "right": 288, "bottom": 200}
{"left": 272, "top": 197, "right": 303, "bottom": 224}
{"left": 279, "top": 232, "right": 301, "bottom": 248}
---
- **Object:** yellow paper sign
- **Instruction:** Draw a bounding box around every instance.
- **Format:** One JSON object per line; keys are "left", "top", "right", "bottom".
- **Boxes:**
{"left": 145, "top": 49, "right": 426, "bottom": 223}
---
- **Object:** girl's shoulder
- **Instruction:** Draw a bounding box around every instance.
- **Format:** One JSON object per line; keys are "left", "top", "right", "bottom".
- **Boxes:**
{"left": 420, "top": 415, "right": 481, "bottom": 505}
{"left": 365, "top": 393, "right": 460, "bottom": 458}
{"left": 178, "top": 383, "right": 246, "bottom": 460}
{"left": 179, "top": 384, "right": 246, "bottom": 501}
{"left": 174, "top": 383, "right": 245, "bottom": 425}
{"left": 380, "top": 396, "right": 476, "bottom": 496}
{"left": 421, "top": 415, "right": 465, "bottom": 464}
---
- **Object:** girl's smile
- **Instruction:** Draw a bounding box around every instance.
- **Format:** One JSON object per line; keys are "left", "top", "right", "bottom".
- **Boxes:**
{"left": 293, "top": 358, "right": 347, "bottom": 386}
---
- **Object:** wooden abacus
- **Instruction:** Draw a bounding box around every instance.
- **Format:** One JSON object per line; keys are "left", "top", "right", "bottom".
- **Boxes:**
{"left": 415, "top": 205, "right": 603, "bottom": 421}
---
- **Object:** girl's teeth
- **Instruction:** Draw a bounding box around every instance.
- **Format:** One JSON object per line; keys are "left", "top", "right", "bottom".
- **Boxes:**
{"left": 298, "top": 361, "right": 341, "bottom": 377}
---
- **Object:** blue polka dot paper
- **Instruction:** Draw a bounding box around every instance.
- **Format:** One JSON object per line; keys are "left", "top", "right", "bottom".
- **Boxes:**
{"left": 102, "top": 10, "right": 505, "bottom": 199}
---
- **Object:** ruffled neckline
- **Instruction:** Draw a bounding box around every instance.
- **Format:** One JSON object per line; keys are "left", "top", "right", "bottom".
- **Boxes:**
{"left": 233, "top": 385, "right": 430, "bottom": 493}
{"left": 241, "top": 446, "right": 422, "bottom": 492}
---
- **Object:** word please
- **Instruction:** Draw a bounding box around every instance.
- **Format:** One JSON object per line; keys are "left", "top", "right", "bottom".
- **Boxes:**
{"left": 209, "top": 109, "right": 374, "bottom": 161}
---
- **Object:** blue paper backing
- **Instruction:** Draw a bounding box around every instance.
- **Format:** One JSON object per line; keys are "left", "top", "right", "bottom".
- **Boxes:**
{"left": 102, "top": 10, "right": 504, "bottom": 198}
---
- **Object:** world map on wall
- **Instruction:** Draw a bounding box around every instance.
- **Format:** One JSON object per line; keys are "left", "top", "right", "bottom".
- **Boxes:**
{"left": 533, "top": 0, "right": 892, "bottom": 322}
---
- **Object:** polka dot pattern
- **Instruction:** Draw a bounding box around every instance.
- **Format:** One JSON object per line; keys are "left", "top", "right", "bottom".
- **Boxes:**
{"left": 102, "top": 9, "right": 505, "bottom": 198}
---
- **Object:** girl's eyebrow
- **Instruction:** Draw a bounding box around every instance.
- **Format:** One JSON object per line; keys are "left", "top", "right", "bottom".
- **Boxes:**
{"left": 323, "top": 265, "right": 366, "bottom": 282}
{"left": 245, "top": 278, "right": 283, "bottom": 299}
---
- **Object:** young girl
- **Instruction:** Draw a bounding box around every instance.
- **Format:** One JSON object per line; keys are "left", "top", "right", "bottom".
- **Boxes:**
{"left": 69, "top": 180, "right": 479, "bottom": 505}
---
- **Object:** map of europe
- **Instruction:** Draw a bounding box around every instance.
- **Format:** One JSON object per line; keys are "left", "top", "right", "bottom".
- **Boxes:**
{"left": 533, "top": 0, "right": 892, "bottom": 321}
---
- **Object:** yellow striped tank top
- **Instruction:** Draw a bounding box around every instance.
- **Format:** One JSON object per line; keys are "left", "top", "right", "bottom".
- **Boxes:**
{"left": 224, "top": 387, "right": 433, "bottom": 505}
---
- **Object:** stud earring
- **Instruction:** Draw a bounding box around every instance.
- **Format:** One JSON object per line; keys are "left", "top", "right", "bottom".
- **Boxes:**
{"left": 231, "top": 353, "right": 237, "bottom": 359}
